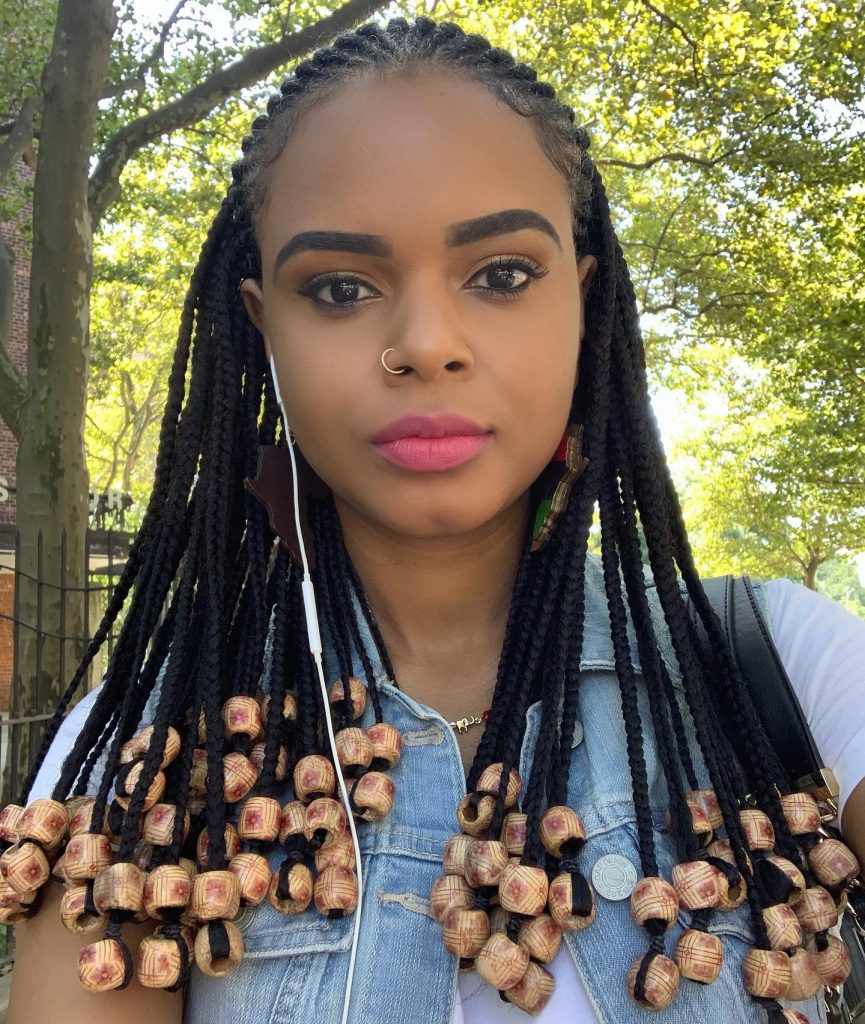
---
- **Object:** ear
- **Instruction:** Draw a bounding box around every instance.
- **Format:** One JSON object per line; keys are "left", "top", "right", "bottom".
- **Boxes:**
{"left": 576, "top": 254, "right": 597, "bottom": 341}
{"left": 240, "top": 278, "right": 271, "bottom": 360}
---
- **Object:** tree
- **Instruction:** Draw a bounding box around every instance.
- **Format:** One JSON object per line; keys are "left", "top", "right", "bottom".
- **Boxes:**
{"left": 0, "top": 0, "right": 389, "bottom": 783}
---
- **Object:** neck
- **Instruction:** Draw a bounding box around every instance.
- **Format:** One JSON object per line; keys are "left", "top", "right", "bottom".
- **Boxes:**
{"left": 332, "top": 494, "right": 528, "bottom": 713}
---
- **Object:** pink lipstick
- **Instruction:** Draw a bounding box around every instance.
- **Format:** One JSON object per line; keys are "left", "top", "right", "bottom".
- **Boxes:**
{"left": 370, "top": 414, "right": 492, "bottom": 473}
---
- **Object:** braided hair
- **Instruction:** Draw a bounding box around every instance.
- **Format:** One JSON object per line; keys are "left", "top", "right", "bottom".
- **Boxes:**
{"left": 7, "top": 15, "right": 848, "bottom": 1019}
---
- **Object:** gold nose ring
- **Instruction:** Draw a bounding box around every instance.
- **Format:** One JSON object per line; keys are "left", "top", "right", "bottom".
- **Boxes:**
{"left": 381, "top": 348, "right": 408, "bottom": 375}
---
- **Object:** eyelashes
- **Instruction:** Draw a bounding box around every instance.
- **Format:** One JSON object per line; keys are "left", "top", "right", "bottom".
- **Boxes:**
{"left": 295, "top": 256, "right": 550, "bottom": 311}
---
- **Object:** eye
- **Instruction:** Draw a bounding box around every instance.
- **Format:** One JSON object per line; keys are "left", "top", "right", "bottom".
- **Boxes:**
{"left": 296, "top": 273, "right": 380, "bottom": 310}
{"left": 467, "top": 256, "right": 548, "bottom": 299}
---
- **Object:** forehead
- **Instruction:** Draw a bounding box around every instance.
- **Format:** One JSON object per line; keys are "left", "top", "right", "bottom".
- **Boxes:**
{"left": 255, "top": 70, "right": 572, "bottom": 250}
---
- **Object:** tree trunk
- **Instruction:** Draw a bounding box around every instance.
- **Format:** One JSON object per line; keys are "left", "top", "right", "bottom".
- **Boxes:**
{"left": 12, "top": 0, "right": 117, "bottom": 793}
{"left": 802, "top": 549, "right": 822, "bottom": 591}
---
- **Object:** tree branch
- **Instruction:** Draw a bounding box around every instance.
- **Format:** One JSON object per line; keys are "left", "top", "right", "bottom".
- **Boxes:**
{"left": 88, "top": 0, "right": 387, "bottom": 228}
{"left": 0, "top": 98, "right": 38, "bottom": 189}
{"left": 597, "top": 144, "right": 739, "bottom": 172}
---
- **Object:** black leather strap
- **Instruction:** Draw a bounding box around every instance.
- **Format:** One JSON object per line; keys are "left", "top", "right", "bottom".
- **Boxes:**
{"left": 687, "top": 575, "right": 823, "bottom": 789}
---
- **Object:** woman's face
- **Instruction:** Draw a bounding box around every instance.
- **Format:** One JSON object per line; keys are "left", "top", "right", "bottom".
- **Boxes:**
{"left": 241, "top": 69, "right": 596, "bottom": 544}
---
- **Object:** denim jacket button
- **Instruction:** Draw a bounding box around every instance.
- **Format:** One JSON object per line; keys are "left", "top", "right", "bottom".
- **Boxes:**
{"left": 592, "top": 854, "right": 638, "bottom": 900}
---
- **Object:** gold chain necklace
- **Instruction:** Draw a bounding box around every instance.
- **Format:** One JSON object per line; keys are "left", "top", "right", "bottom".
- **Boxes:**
{"left": 448, "top": 709, "right": 490, "bottom": 733}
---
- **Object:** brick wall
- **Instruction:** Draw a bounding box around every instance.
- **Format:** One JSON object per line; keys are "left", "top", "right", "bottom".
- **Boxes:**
{"left": 0, "top": 157, "right": 32, "bottom": 528}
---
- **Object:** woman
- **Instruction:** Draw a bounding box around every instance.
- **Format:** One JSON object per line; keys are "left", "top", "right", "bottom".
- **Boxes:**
{"left": 6, "top": 15, "right": 865, "bottom": 1024}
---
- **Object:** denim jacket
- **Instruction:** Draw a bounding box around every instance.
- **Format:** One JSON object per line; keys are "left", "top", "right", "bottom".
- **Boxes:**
{"left": 185, "top": 556, "right": 825, "bottom": 1024}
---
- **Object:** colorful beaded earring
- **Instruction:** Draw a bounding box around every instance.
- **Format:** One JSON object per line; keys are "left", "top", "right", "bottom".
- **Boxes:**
{"left": 530, "top": 422, "right": 588, "bottom": 553}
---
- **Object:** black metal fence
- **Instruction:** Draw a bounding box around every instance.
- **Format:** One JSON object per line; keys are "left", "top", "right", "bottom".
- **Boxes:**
{"left": 0, "top": 526, "right": 131, "bottom": 967}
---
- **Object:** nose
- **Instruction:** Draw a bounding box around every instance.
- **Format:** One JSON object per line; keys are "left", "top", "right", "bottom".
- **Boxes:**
{"left": 381, "top": 277, "right": 475, "bottom": 383}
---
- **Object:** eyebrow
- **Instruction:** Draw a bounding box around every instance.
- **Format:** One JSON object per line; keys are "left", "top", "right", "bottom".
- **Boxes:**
{"left": 271, "top": 208, "right": 562, "bottom": 280}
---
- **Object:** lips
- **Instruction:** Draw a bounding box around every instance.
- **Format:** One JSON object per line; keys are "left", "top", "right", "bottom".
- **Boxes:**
{"left": 370, "top": 414, "right": 493, "bottom": 473}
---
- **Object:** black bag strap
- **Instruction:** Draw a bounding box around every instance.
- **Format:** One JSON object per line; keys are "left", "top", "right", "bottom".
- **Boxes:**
{"left": 686, "top": 574, "right": 838, "bottom": 810}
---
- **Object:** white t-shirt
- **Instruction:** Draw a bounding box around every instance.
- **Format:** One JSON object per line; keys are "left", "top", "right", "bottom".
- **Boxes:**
{"left": 29, "top": 579, "right": 865, "bottom": 1024}
{"left": 456, "top": 579, "right": 865, "bottom": 1024}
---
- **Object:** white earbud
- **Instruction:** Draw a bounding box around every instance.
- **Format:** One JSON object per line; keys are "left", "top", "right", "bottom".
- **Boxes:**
{"left": 268, "top": 354, "right": 363, "bottom": 1024}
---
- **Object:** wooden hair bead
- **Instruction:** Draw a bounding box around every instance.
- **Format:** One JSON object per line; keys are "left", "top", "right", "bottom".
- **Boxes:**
{"left": 250, "top": 742, "right": 288, "bottom": 781}
{"left": 688, "top": 789, "right": 724, "bottom": 832}
{"left": 315, "top": 831, "right": 356, "bottom": 872}
{"left": 674, "top": 928, "right": 724, "bottom": 984}
{"left": 518, "top": 914, "right": 562, "bottom": 964}
{"left": 476, "top": 764, "right": 521, "bottom": 810}
{"left": 442, "top": 906, "right": 491, "bottom": 960}
{"left": 739, "top": 809, "right": 775, "bottom": 851}
{"left": 267, "top": 862, "right": 314, "bottom": 915}
{"left": 188, "top": 748, "right": 208, "bottom": 793}
{"left": 222, "top": 696, "right": 263, "bottom": 740}
{"left": 238, "top": 796, "right": 281, "bottom": 842}
{"left": 443, "top": 833, "right": 474, "bottom": 876}
{"left": 430, "top": 874, "right": 474, "bottom": 922}
{"left": 785, "top": 947, "right": 822, "bottom": 1001}
{"left": 670, "top": 800, "right": 712, "bottom": 846}
{"left": 464, "top": 839, "right": 509, "bottom": 889}
{"left": 227, "top": 851, "right": 271, "bottom": 906}
{"left": 134, "top": 725, "right": 182, "bottom": 768}
{"left": 505, "top": 960, "right": 556, "bottom": 1014}
{"left": 63, "top": 832, "right": 113, "bottom": 882}
{"left": 548, "top": 873, "right": 597, "bottom": 932}
{"left": 143, "top": 803, "right": 190, "bottom": 847}
{"left": 313, "top": 864, "right": 359, "bottom": 917}
{"left": 143, "top": 864, "right": 191, "bottom": 919}
{"left": 476, "top": 932, "right": 530, "bottom": 991}
{"left": 0, "top": 804, "right": 23, "bottom": 844}
{"left": 305, "top": 797, "right": 347, "bottom": 847}
{"left": 814, "top": 933, "right": 852, "bottom": 986}
{"left": 17, "top": 798, "right": 68, "bottom": 848}
{"left": 279, "top": 800, "right": 310, "bottom": 843}
{"left": 367, "top": 722, "right": 402, "bottom": 770}
{"left": 763, "top": 902, "right": 803, "bottom": 950}
{"left": 293, "top": 754, "right": 336, "bottom": 803}
{"left": 500, "top": 813, "right": 527, "bottom": 858}
{"left": 672, "top": 861, "right": 721, "bottom": 910}
{"left": 456, "top": 793, "right": 496, "bottom": 838}
{"left": 714, "top": 867, "right": 747, "bottom": 911}
{"left": 742, "top": 947, "right": 792, "bottom": 999}
{"left": 78, "top": 937, "right": 131, "bottom": 992}
{"left": 193, "top": 919, "right": 244, "bottom": 977}
{"left": 190, "top": 870, "right": 241, "bottom": 922}
{"left": 93, "top": 861, "right": 145, "bottom": 914}
{"left": 60, "top": 884, "right": 104, "bottom": 934}
{"left": 51, "top": 852, "right": 71, "bottom": 885}
{"left": 763, "top": 855, "right": 806, "bottom": 903}
{"left": 0, "top": 877, "right": 33, "bottom": 908}
{"left": 350, "top": 771, "right": 395, "bottom": 823}
{"left": 328, "top": 677, "right": 367, "bottom": 720}
{"left": 136, "top": 933, "right": 185, "bottom": 989}
{"left": 196, "top": 823, "right": 240, "bottom": 868}
{"left": 780, "top": 792, "right": 821, "bottom": 836}
{"left": 539, "top": 806, "right": 585, "bottom": 859}
{"left": 627, "top": 953, "right": 680, "bottom": 1009}
{"left": 808, "top": 838, "right": 860, "bottom": 888}
{"left": 498, "top": 863, "right": 549, "bottom": 917}
{"left": 0, "top": 841, "right": 50, "bottom": 893}
{"left": 630, "top": 877, "right": 679, "bottom": 931}
{"left": 792, "top": 885, "right": 838, "bottom": 934}
{"left": 0, "top": 903, "right": 31, "bottom": 924}
{"left": 261, "top": 691, "right": 298, "bottom": 725}
{"left": 706, "top": 837, "right": 751, "bottom": 872}
{"left": 222, "top": 751, "right": 259, "bottom": 804}
{"left": 116, "top": 764, "right": 166, "bottom": 811}
{"left": 335, "top": 728, "right": 373, "bottom": 777}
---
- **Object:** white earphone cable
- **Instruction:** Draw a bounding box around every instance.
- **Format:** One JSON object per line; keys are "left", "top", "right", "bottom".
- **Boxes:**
{"left": 268, "top": 354, "right": 363, "bottom": 1024}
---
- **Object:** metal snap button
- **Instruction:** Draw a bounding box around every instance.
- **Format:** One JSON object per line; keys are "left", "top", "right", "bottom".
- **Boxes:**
{"left": 591, "top": 853, "right": 638, "bottom": 901}
{"left": 571, "top": 721, "right": 584, "bottom": 748}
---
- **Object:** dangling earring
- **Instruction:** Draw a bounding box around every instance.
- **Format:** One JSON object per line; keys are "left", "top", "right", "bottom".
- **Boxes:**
{"left": 530, "top": 422, "right": 588, "bottom": 553}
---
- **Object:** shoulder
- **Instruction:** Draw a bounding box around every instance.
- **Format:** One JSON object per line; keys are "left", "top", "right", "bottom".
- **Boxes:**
{"left": 28, "top": 686, "right": 104, "bottom": 801}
